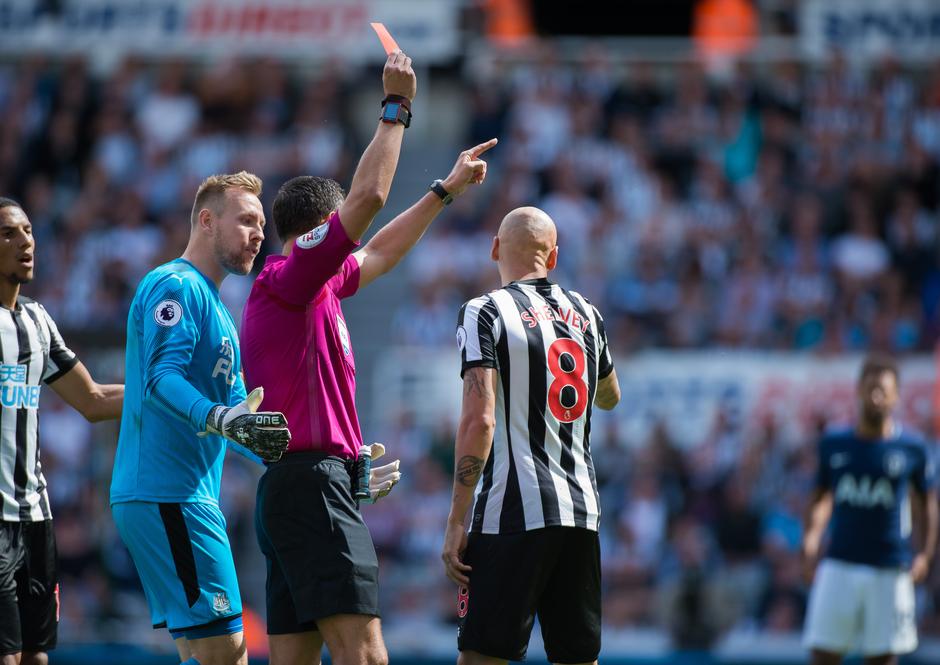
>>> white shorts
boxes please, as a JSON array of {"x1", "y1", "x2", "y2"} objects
[{"x1": 803, "y1": 559, "x2": 917, "y2": 656}]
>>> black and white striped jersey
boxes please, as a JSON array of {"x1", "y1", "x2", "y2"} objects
[
  {"x1": 0, "y1": 297, "x2": 77, "y2": 522},
  {"x1": 456, "y1": 278, "x2": 614, "y2": 535}
]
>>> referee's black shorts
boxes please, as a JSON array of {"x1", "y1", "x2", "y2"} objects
[
  {"x1": 255, "y1": 452, "x2": 380, "y2": 635},
  {"x1": 457, "y1": 526, "x2": 601, "y2": 663},
  {"x1": 0, "y1": 519, "x2": 58, "y2": 656}
]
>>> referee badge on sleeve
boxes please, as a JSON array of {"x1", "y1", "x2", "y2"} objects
[
  {"x1": 296, "y1": 222, "x2": 329, "y2": 249},
  {"x1": 154, "y1": 300, "x2": 182, "y2": 327}
]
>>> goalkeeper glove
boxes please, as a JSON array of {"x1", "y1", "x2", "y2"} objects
[
  {"x1": 360, "y1": 443, "x2": 401, "y2": 504},
  {"x1": 204, "y1": 387, "x2": 290, "y2": 463}
]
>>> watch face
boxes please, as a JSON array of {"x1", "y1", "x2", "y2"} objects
[{"x1": 383, "y1": 102, "x2": 401, "y2": 121}]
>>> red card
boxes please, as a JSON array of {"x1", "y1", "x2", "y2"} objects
[{"x1": 370, "y1": 22, "x2": 400, "y2": 55}]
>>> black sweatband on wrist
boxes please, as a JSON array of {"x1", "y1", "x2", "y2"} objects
[
  {"x1": 207, "y1": 404, "x2": 225, "y2": 431},
  {"x1": 382, "y1": 94, "x2": 411, "y2": 112}
]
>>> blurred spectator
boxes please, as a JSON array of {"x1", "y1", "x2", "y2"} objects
[
  {"x1": 713, "y1": 477, "x2": 766, "y2": 620},
  {"x1": 656, "y1": 516, "x2": 735, "y2": 651},
  {"x1": 392, "y1": 284, "x2": 456, "y2": 346},
  {"x1": 136, "y1": 61, "x2": 199, "y2": 154}
]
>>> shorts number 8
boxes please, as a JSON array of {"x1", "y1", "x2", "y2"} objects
[{"x1": 457, "y1": 586, "x2": 470, "y2": 618}]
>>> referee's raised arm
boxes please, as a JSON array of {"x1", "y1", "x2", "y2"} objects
[{"x1": 337, "y1": 50, "x2": 416, "y2": 242}]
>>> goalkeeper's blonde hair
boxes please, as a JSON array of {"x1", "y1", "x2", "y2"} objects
[{"x1": 190, "y1": 171, "x2": 263, "y2": 226}]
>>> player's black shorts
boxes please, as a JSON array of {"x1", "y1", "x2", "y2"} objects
[
  {"x1": 0, "y1": 519, "x2": 58, "y2": 656},
  {"x1": 457, "y1": 526, "x2": 601, "y2": 663},
  {"x1": 255, "y1": 452, "x2": 380, "y2": 635}
]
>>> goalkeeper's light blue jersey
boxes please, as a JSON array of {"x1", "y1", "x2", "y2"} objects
[{"x1": 111, "y1": 259, "x2": 247, "y2": 506}]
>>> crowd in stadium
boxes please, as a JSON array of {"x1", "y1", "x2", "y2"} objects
[
  {"x1": 398, "y1": 52, "x2": 940, "y2": 354},
  {"x1": 3, "y1": 50, "x2": 940, "y2": 647}
]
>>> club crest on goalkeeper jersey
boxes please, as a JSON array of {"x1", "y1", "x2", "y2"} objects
[{"x1": 110, "y1": 259, "x2": 247, "y2": 506}]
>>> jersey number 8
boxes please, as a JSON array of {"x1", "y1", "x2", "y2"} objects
[{"x1": 547, "y1": 338, "x2": 588, "y2": 423}]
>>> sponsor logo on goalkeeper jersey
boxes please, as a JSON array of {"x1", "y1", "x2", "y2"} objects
[
  {"x1": 0, "y1": 363, "x2": 39, "y2": 409},
  {"x1": 212, "y1": 336, "x2": 237, "y2": 386}
]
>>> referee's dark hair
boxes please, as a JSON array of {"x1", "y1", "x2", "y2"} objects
[
  {"x1": 0, "y1": 197, "x2": 22, "y2": 212},
  {"x1": 273, "y1": 176, "x2": 346, "y2": 243},
  {"x1": 859, "y1": 353, "x2": 900, "y2": 386}
]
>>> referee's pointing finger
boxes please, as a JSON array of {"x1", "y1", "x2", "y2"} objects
[{"x1": 469, "y1": 138, "x2": 498, "y2": 159}]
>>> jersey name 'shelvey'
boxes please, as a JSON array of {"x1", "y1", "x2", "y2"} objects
[
  {"x1": 111, "y1": 259, "x2": 247, "y2": 506},
  {"x1": 457, "y1": 278, "x2": 614, "y2": 535},
  {"x1": 817, "y1": 427, "x2": 936, "y2": 568},
  {"x1": 0, "y1": 297, "x2": 78, "y2": 522}
]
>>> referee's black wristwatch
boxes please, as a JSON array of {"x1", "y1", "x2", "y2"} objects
[
  {"x1": 381, "y1": 94, "x2": 411, "y2": 128},
  {"x1": 429, "y1": 179, "x2": 454, "y2": 205}
]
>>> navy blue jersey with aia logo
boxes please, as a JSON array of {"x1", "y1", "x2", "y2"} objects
[{"x1": 816, "y1": 427, "x2": 936, "y2": 568}]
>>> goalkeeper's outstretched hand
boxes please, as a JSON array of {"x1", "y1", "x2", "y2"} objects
[
  {"x1": 205, "y1": 387, "x2": 290, "y2": 463},
  {"x1": 361, "y1": 443, "x2": 401, "y2": 504}
]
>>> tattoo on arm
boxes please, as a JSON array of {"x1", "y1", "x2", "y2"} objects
[
  {"x1": 464, "y1": 370, "x2": 492, "y2": 398},
  {"x1": 456, "y1": 455, "x2": 485, "y2": 487}
]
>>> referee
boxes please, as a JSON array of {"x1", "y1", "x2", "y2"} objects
[
  {"x1": 0, "y1": 199, "x2": 123, "y2": 665},
  {"x1": 240, "y1": 47, "x2": 495, "y2": 665},
  {"x1": 443, "y1": 206, "x2": 621, "y2": 665}
]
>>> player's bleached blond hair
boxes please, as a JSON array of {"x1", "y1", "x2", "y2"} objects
[{"x1": 190, "y1": 171, "x2": 263, "y2": 226}]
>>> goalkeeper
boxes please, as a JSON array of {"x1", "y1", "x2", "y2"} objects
[
  {"x1": 240, "y1": 49, "x2": 495, "y2": 665},
  {"x1": 110, "y1": 171, "x2": 290, "y2": 665}
]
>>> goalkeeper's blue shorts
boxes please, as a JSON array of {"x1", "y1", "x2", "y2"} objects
[{"x1": 112, "y1": 501, "x2": 242, "y2": 637}]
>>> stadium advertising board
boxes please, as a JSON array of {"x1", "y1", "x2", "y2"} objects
[
  {"x1": 801, "y1": 0, "x2": 940, "y2": 61},
  {"x1": 0, "y1": 0, "x2": 458, "y2": 61},
  {"x1": 374, "y1": 350, "x2": 935, "y2": 449},
  {"x1": 607, "y1": 352, "x2": 934, "y2": 450}
]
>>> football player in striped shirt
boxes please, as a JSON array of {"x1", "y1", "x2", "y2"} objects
[
  {"x1": 0, "y1": 198, "x2": 123, "y2": 665},
  {"x1": 443, "y1": 206, "x2": 620, "y2": 665}
]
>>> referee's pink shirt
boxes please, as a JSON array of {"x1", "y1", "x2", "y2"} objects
[{"x1": 241, "y1": 211, "x2": 363, "y2": 459}]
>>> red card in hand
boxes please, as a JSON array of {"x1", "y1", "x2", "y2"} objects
[{"x1": 370, "y1": 22, "x2": 400, "y2": 55}]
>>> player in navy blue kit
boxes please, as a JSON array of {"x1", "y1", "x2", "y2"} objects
[{"x1": 802, "y1": 355, "x2": 938, "y2": 665}]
